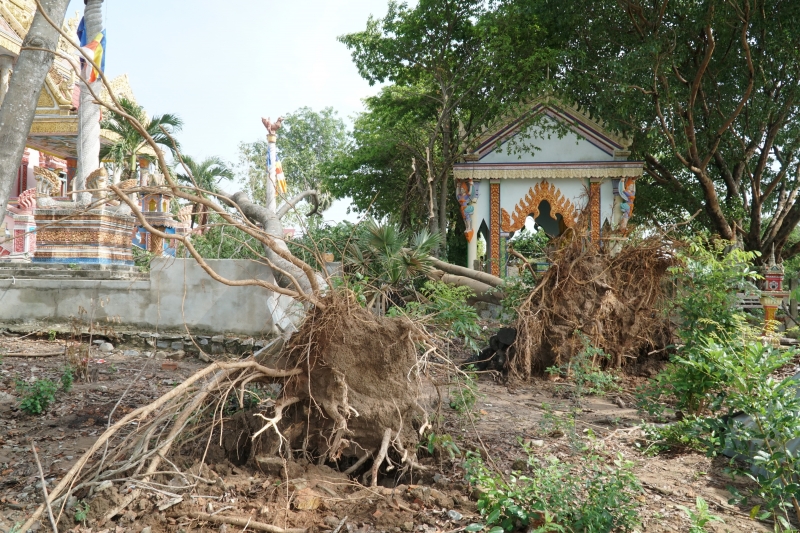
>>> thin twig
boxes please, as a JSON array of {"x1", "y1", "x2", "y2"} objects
[{"x1": 31, "y1": 440, "x2": 58, "y2": 533}]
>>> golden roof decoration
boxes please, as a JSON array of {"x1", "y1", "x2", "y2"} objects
[
  {"x1": 99, "y1": 75, "x2": 137, "y2": 107},
  {"x1": 0, "y1": 0, "x2": 33, "y2": 39}
]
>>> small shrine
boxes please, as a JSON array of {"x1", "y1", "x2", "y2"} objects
[
  {"x1": 454, "y1": 98, "x2": 644, "y2": 275},
  {"x1": 132, "y1": 188, "x2": 183, "y2": 256},
  {"x1": 0, "y1": 188, "x2": 36, "y2": 260}
]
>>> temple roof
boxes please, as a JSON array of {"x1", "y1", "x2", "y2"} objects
[{"x1": 454, "y1": 96, "x2": 642, "y2": 181}]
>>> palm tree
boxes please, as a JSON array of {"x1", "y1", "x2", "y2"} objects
[
  {"x1": 100, "y1": 97, "x2": 183, "y2": 181},
  {"x1": 175, "y1": 155, "x2": 234, "y2": 228},
  {"x1": 344, "y1": 220, "x2": 441, "y2": 307}
]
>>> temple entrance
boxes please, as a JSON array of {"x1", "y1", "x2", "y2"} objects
[{"x1": 531, "y1": 200, "x2": 567, "y2": 237}]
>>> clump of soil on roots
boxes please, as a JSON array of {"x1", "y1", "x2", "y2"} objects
[
  {"x1": 511, "y1": 232, "x2": 676, "y2": 380},
  {"x1": 267, "y1": 291, "x2": 427, "y2": 480}
]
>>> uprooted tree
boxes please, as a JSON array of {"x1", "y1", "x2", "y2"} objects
[{"x1": 20, "y1": 10, "x2": 501, "y2": 528}]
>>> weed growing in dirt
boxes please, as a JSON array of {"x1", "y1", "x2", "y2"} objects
[
  {"x1": 47, "y1": 329, "x2": 57, "y2": 341},
  {"x1": 450, "y1": 366, "x2": 481, "y2": 415},
  {"x1": 538, "y1": 404, "x2": 586, "y2": 453},
  {"x1": 677, "y1": 496, "x2": 724, "y2": 533},
  {"x1": 60, "y1": 366, "x2": 74, "y2": 392},
  {"x1": 16, "y1": 378, "x2": 58, "y2": 415},
  {"x1": 73, "y1": 500, "x2": 89, "y2": 524},
  {"x1": 546, "y1": 333, "x2": 619, "y2": 404},
  {"x1": 423, "y1": 432, "x2": 462, "y2": 462},
  {"x1": 464, "y1": 442, "x2": 641, "y2": 532},
  {"x1": 639, "y1": 418, "x2": 713, "y2": 456}
]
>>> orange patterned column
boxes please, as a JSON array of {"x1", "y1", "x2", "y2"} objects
[
  {"x1": 490, "y1": 183, "x2": 501, "y2": 276},
  {"x1": 590, "y1": 179, "x2": 601, "y2": 244}
]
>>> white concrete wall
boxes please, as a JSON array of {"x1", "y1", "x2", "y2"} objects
[{"x1": 0, "y1": 259, "x2": 286, "y2": 336}]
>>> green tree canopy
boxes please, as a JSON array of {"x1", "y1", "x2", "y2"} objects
[{"x1": 527, "y1": 0, "x2": 800, "y2": 260}]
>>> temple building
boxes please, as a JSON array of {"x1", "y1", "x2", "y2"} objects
[
  {"x1": 0, "y1": 0, "x2": 180, "y2": 261},
  {"x1": 454, "y1": 98, "x2": 643, "y2": 275}
]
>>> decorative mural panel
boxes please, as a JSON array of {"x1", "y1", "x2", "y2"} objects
[
  {"x1": 490, "y1": 183, "x2": 501, "y2": 277},
  {"x1": 590, "y1": 181, "x2": 601, "y2": 243},
  {"x1": 500, "y1": 180, "x2": 578, "y2": 233},
  {"x1": 13, "y1": 229, "x2": 24, "y2": 253}
]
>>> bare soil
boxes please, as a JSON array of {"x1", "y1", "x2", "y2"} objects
[{"x1": 0, "y1": 334, "x2": 775, "y2": 533}]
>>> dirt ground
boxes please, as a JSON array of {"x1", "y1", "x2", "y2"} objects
[{"x1": 0, "y1": 334, "x2": 777, "y2": 533}]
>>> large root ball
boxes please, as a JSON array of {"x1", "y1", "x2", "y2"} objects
[{"x1": 264, "y1": 292, "x2": 425, "y2": 480}]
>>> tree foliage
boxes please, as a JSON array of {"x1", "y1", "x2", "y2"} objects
[
  {"x1": 336, "y1": 0, "x2": 552, "y2": 258},
  {"x1": 100, "y1": 97, "x2": 183, "y2": 176},
  {"x1": 528, "y1": 0, "x2": 800, "y2": 260}
]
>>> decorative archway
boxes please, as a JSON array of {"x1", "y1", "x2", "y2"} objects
[{"x1": 501, "y1": 180, "x2": 578, "y2": 233}]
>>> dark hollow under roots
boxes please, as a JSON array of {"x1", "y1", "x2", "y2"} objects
[{"x1": 510, "y1": 232, "x2": 676, "y2": 380}]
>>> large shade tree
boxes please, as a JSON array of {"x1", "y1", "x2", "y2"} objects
[
  {"x1": 527, "y1": 0, "x2": 800, "y2": 260},
  {"x1": 337, "y1": 0, "x2": 552, "y2": 256}
]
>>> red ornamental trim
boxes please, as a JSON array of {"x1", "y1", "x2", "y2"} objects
[{"x1": 490, "y1": 183, "x2": 501, "y2": 277}]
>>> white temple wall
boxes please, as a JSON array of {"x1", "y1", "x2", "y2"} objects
[
  {"x1": 479, "y1": 118, "x2": 614, "y2": 164},
  {"x1": 0, "y1": 258, "x2": 295, "y2": 336},
  {"x1": 600, "y1": 179, "x2": 615, "y2": 227}
]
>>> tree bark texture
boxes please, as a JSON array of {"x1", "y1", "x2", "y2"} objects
[{"x1": 0, "y1": 0, "x2": 70, "y2": 222}]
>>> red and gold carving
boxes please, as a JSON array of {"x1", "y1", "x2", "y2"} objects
[
  {"x1": 14, "y1": 230, "x2": 24, "y2": 253},
  {"x1": 500, "y1": 180, "x2": 578, "y2": 233},
  {"x1": 589, "y1": 181, "x2": 601, "y2": 243},
  {"x1": 490, "y1": 183, "x2": 501, "y2": 277},
  {"x1": 36, "y1": 229, "x2": 131, "y2": 247}
]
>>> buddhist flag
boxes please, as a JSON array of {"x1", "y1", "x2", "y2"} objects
[
  {"x1": 275, "y1": 161, "x2": 288, "y2": 195},
  {"x1": 80, "y1": 31, "x2": 106, "y2": 83}
]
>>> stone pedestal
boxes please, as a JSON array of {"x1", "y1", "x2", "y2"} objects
[{"x1": 32, "y1": 209, "x2": 136, "y2": 266}]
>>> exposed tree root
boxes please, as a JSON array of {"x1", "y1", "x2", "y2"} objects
[
  {"x1": 510, "y1": 231, "x2": 676, "y2": 379},
  {"x1": 20, "y1": 290, "x2": 430, "y2": 530},
  {"x1": 174, "y1": 511, "x2": 308, "y2": 533}
]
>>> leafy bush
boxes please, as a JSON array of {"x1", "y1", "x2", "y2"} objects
[
  {"x1": 16, "y1": 378, "x2": 58, "y2": 415},
  {"x1": 639, "y1": 239, "x2": 760, "y2": 416},
  {"x1": 546, "y1": 333, "x2": 618, "y2": 404},
  {"x1": 60, "y1": 366, "x2": 74, "y2": 392},
  {"x1": 391, "y1": 280, "x2": 483, "y2": 351},
  {"x1": 465, "y1": 444, "x2": 641, "y2": 532},
  {"x1": 677, "y1": 497, "x2": 724, "y2": 533}
]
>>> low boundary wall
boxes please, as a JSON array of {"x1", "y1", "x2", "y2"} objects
[{"x1": 0, "y1": 258, "x2": 292, "y2": 336}]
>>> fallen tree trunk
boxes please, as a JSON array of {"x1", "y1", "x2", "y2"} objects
[
  {"x1": 429, "y1": 257, "x2": 504, "y2": 288},
  {"x1": 428, "y1": 270, "x2": 502, "y2": 305}
]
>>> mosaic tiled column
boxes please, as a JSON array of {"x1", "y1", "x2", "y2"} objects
[
  {"x1": 490, "y1": 182, "x2": 501, "y2": 276},
  {"x1": 589, "y1": 178, "x2": 602, "y2": 244}
]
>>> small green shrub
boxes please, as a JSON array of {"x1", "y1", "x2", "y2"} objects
[
  {"x1": 74, "y1": 500, "x2": 89, "y2": 523},
  {"x1": 48, "y1": 329, "x2": 57, "y2": 341},
  {"x1": 546, "y1": 333, "x2": 618, "y2": 404},
  {"x1": 16, "y1": 378, "x2": 58, "y2": 415},
  {"x1": 422, "y1": 432, "x2": 462, "y2": 461},
  {"x1": 390, "y1": 280, "x2": 483, "y2": 351},
  {"x1": 450, "y1": 366, "x2": 481, "y2": 415},
  {"x1": 60, "y1": 366, "x2": 74, "y2": 392},
  {"x1": 677, "y1": 497, "x2": 724, "y2": 533},
  {"x1": 465, "y1": 443, "x2": 641, "y2": 532}
]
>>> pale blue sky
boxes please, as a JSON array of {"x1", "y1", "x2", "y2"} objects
[{"x1": 66, "y1": 0, "x2": 391, "y2": 223}]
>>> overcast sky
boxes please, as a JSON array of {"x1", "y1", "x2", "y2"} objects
[{"x1": 66, "y1": 0, "x2": 391, "y2": 223}]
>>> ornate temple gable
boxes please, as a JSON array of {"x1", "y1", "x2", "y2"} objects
[
  {"x1": 99, "y1": 75, "x2": 137, "y2": 107},
  {"x1": 0, "y1": 0, "x2": 33, "y2": 41},
  {"x1": 500, "y1": 180, "x2": 578, "y2": 233},
  {"x1": 465, "y1": 98, "x2": 630, "y2": 165}
]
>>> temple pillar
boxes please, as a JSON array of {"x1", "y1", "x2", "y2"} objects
[
  {"x1": 489, "y1": 182, "x2": 501, "y2": 276},
  {"x1": 75, "y1": 0, "x2": 104, "y2": 205},
  {"x1": 467, "y1": 233, "x2": 478, "y2": 270},
  {"x1": 0, "y1": 55, "x2": 13, "y2": 106},
  {"x1": 589, "y1": 178, "x2": 602, "y2": 244}
]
